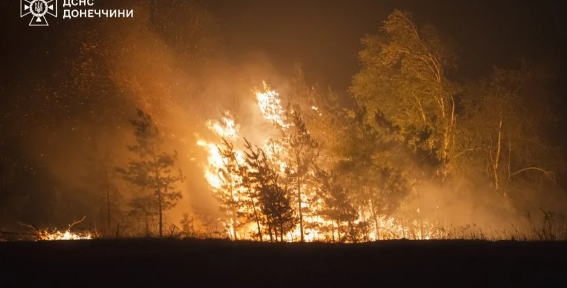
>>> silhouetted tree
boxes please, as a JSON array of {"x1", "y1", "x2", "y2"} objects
[
  {"x1": 213, "y1": 138, "x2": 244, "y2": 240},
  {"x1": 117, "y1": 109, "x2": 184, "y2": 237},
  {"x1": 244, "y1": 140, "x2": 296, "y2": 242},
  {"x1": 457, "y1": 61, "x2": 564, "y2": 201},
  {"x1": 317, "y1": 169, "x2": 358, "y2": 242},
  {"x1": 179, "y1": 213, "x2": 196, "y2": 238},
  {"x1": 241, "y1": 139, "x2": 265, "y2": 241},
  {"x1": 259, "y1": 176, "x2": 296, "y2": 242},
  {"x1": 284, "y1": 108, "x2": 318, "y2": 242},
  {"x1": 83, "y1": 143, "x2": 123, "y2": 233}
]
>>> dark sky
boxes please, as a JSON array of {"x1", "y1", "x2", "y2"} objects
[
  {"x1": 206, "y1": 0, "x2": 567, "y2": 93},
  {"x1": 1, "y1": 0, "x2": 566, "y2": 149},
  {"x1": 1, "y1": 0, "x2": 566, "y2": 128},
  {"x1": 1, "y1": 0, "x2": 566, "y2": 93}
]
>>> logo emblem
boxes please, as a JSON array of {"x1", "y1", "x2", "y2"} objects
[{"x1": 21, "y1": 0, "x2": 57, "y2": 26}]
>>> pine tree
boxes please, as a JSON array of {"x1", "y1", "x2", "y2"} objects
[
  {"x1": 284, "y1": 108, "x2": 318, "y2": 242},
  {"x1": 317, "y1": 169, "x2": 358, "y2": 242},
  {"x1": 214, "y1": 138, "x2": 244, "y2": 240},
  {"x1": 117, "y1": 109, "x2": 184, "y2": 237},
  {"x1": 259, "y1": 176, "x2": 296, "y2": 242},
  {"x1": 244, "y1": 140, "x2": 296, "y2": 242},
  {"x1": 240, "y1": 139, "x2": 265, "y2": 241}
]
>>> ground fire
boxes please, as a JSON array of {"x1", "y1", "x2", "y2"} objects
[{"x1": 5, "y1": 217, "x2": 93, "y2": 241}]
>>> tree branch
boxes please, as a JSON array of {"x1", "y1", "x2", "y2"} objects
[
  {"x1": 453, "y1": 147, "x2": 484, "y2": 160},
  {"x1": 17, "y1": 222, "x2": 38, "y2": 233},
  {"x1": 68, "y1": 216, "x2": 87, "y2": 231},
  {"x1": 510, "y1": 167, "x2": 556, "y2": 183}
]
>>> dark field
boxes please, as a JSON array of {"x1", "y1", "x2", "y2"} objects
[{"x1": 1, "y1": 239, "x2": 567, "y2": 287}]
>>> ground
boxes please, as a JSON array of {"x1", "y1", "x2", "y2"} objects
[{"x1": 1, "y1": 239, "x2": 566, "y2": 287}]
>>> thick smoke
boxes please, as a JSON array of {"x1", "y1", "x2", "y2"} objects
[{"x1": 83, "y1": 0, "x2": 291, "y2": 227}]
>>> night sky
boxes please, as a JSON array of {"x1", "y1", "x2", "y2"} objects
[
  {"x1": 206, "y1": 0, "x2": 567, "y2": 92},
  {"x1": 3, "y1": 0, "x2": 565, "y2": 146},
  {"x1": 2, "y1": 0, "x2": 566, "y2": 92}
]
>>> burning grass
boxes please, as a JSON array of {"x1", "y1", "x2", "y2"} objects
[{"x1": 9, "y1": 216, "x2": 95, "y2": 241}]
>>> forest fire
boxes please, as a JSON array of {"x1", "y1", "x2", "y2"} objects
[
  {"x1": 2, "y1": 1, "x2": 564, "y2": 247},
  {"x1": 196, "y1": 82, "x2": 440, "y2": 242}
]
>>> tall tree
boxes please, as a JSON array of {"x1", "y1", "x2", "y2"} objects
[
  {"x1": 259, "y1": 176, "x2": 296, "y2": 242},
  {"x1": 245, "y1": 141, "x2": 296, "y2": 242},
  {"x1": 117, "y1": 109, "x2": 184, "y2": 237},
  {"x1": 351, "y1": 9, "x2": 461, "y2": 182},
  {"x1": 457, "y1": 61, "x2": 563, "y2": 202},
  {"x1": 336, "y1": 106, "x2": 413, "y2": 239},
  {"x1": 284, "y1": 108, "x2": 318, "y2": 242},
  {"x1": 213, "y1": 138, "x2": 244, "y2": 240},
  {"x1": 83, "y1": 142, "x2": 123, "y2": 233},
  {"x1": 241, "y1": 139, "x2": 266, "y2": 241},
  {"x1": 316, "y1": 169, "x2": 358, "y2": 242}
]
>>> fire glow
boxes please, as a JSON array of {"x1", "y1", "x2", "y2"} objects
[
  {"x1": 38, "y1": 229, "x2": 93, "y2": 241},
  {"x1": 196, "y1": 82, "x2": 437, "y2": 242}
]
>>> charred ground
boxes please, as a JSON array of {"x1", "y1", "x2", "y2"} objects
[{"x1": 1, "y1": 239, "x2": 566, "y2": 287}]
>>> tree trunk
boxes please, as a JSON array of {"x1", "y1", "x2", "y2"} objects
[
  {"x1": 337, "y1": 221, "x2": 342, "y2": 242},
  {"x1": 370, "y1": 196, "x2": 380, "y2": 240},
  {"x1": 331, "y1": 222, "x2": 335, "y2": 242},
  {"x1": 416, "y1": 187, "x2": 424, "y2": 240},
  {"x1": 441, "y1": 95, "x2": 456, "y2": 183},
  {"x1": 151, "y1": 141, "x2": 163, "y2": 238},
  {"x1": 297, "y1": 172, "x2": 304, "y2": 242},
  {"x1": 273, "y1": 224, "x2": 278, "y2": 242},
  {"x1": 250, "y1": 195, "x2": 263, "y2": 241},
  {"x1": 231, "y1": 217, "x2": 238, "y2": 241},
  {"x1": 493, "y1": 116, "x2": 503, "y2": 194},
  {"x1": 504, "y1": 135, "x2": 512, "y2": 200},
  {"x1": 145, "y1": 217, "x2": 149, "y2": 237},
  {"x1": 348, "y1": 221, "x2": 356, "y2": 243},
  {"x1": 105, "y1": 165, "x2": 111, "y2": 230}
]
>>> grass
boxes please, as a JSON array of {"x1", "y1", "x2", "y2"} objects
[{"x1": 1, "y1": 237, "x2": 567, "y2": 287}]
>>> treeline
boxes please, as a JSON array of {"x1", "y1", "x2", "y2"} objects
[
  {"x1": 199, "y1": 10, "x2": 566, "y2": 242},
  {"x1": 1, "y1": 9, "x2": 565, "y2": 240}
]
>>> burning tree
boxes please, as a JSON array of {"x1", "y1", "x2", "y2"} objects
[
  {"x1": 117, "y1": 109, "x2": 184, "y2": 237},
  {"x1": 259, "y1": 176, "x2": 296, "y2": 242},
  {"x1": 245, "y1": 140, "x2": 296, "y2": 242},
  {"x1": 213, "y1": 138, "x2": 246, "y2": 240},
  {"x1": 193, "y1": 9, "x2": 565, "y2": 241},
  {"x1": 241, "y1": 139, "x2": 266, "y2": 241},
  {"x1": 316, "y1": 169, "x2": 358, "y2": 242},
  {"x1": 283, "y1": 108, "x2": 319, "y2": 242}
]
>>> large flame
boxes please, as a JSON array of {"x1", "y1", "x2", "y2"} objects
[
  {"x1": 196, "y1": 82, "x2": 439, "y2": 242},
  {"x1": 255, "y1": 82, "x2": 290, "y2": 130}
]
